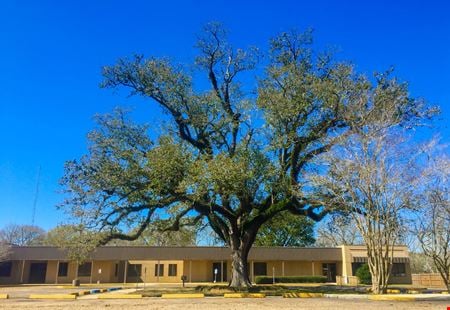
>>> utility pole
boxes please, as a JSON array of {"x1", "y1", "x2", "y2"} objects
[{"x1": 31, "y1": 165, "x2": 41, "y2": 226}]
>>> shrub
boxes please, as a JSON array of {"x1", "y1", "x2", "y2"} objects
[
  {"x1": 355, "y1": 264, "x2": 372, "y2": 284},
  {"x1": 255, "y1": 275, "x2": 327, "y2": 284}
]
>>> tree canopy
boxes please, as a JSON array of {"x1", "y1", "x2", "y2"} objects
[{"x1": 59, "y1": 23, "x2": 435, "y2": 287}]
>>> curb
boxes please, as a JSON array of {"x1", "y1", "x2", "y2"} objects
[
  {"x1": 369, "y1": 295, "x2": 416, "y2": 301},
  {"x1": 223, "y1": 293, "x2": 266, "y2": 298},
  {"x1": 161, "y1": 293, "x2": 205, "y2": 299},
  {"x1": 98, "y1": 294, "x2": 142, "y2": 299},
  {"x1": 0, "y1": 294, "x2": 8, "y2": 299},
  {"x1": 29, "y1": 294, "x2": 77, "y2": 300},
  {"x1": 283, "y1": 292, "x2": 323, "y2": 298}
]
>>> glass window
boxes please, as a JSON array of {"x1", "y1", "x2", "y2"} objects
[
  {"x1": 58, "y1": 262, "x2": 69, "y2": 277},
  {"x1": 0, "y1": 261, "x2": 12, "y2": 277},
  {"x1": 391, "y1": 263, "x2": 406, "y2": 276},
  {"x1": 127, "y1": 264, "x2": 142, "y2": 277},
  {"x1": 168, "y1": 264, "x2": 177, "y2": 276},
  {"x1": 253, "y1": 262, "x2": 267, "y2": 276},
  {"x1": 154, "y1": 264, "x2": 164, "y2": 276},
  {"x1": 78, "y1": 262, "x2": 92, "y2": 277}
]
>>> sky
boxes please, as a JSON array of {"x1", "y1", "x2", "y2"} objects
[{"x1": 0, "y1": 0, "x2": 449, "y2": 230}]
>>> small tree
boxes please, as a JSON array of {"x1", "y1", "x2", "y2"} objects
[
  {"x1": 310, "y1": 127, "x2": 424, "y2": 294},
  {"x1": 415, "y1": 153, "x2": 450, "y2": 292},
  {"x1": 356, "y1": 264, "x2": 372, "y2": 285}
]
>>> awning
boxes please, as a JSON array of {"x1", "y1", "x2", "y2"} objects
[{"x1": 352, "y1": 257, "x2": 409, "y2": 263}]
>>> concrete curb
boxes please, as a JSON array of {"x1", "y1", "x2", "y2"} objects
[
  {"x1": 29, "y1": 294, "x2": 77, "y2": 300},
  {"x1": 283, "y1": 292, "x2": 323, "y2": 298},
  {"x1": 161, "y1": 293, "x2": 205, "y2": 299},
  {"x1": 369, "y1": 295, "x2": 416, "y2": 301},
  {"x1": 223, "y1": 293, "x2": 266, "y2": 298},
  {"x1": 0, "y1": 294, "x2": 8, "y2": 299}
]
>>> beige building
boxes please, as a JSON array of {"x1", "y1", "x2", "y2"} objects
[{"x1": 0, "y1": 245, "x2": 411, "y2": 285}]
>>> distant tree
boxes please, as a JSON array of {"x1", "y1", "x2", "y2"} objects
[
  {"x1": 414, "y1": 153, "x2": 450, "y2": 292},
  {"x1": 409, "y1": 252, "x2": 437, "y2": 274},
  {"x1": 59, "y1": 23, "x2": 435, "y2": 288},
  {"x1": 44, "y1": 224, "x2": 102, "y2": 264},
  {"x1": 254, "y1": 211, "x2": 315, "y2": 247},
  {"x1": 316, "y1": 214, "x2": 362, "y2": 246},
  {"x1": 0, "y1": 224, "x2": 46, "y2": 246}
]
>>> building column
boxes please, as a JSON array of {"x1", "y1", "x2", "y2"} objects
[
  {"x1": 157, "y1": 260, "x2": 160, "y2": 283},
  {"x1": 251, "y1": 261, "x2": 254, "y2": 283},
  {"x1": 123, "y1": 261, "x2": 128, "y2": 284},
  {"x1": 55, "y1": 260, "x2": 60, "y2": 284},
  {"x1": 312, "y1": 261, "x2": 315, "y2": 276},
  {"x1": 20, "y1": 260, "x2": 25, "y2": 283},
  {"x1": 282, "y1": 261, "x2": 285, "y2": 276},
  {"x1": 220, "y1": 261, "x2": 223, "y2": 282},
  {"x1": 189, "y1": 260, "x2": 192, "y2": 283},
  {"x1": 90, "y1": 260, "x2": 94, "y2": 284}
]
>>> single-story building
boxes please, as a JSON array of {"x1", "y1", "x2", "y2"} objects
[{"x1": 0, "y1": 245, "x2": 412, "y2": 285}]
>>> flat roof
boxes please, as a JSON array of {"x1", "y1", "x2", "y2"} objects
[{"x1": 7, "y1": 246, "x2": 343, "y2": 262}]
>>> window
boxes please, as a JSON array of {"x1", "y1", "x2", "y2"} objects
[
  {"x1": 168, "y1": 264, "x2": 177, "y2": 276},
  {"x1": 253, "y1": 262, "x2": 267, "y2": 276},
  {"x1": 114, "y1": 263, "x2": 119, "y2": 277},
  {"x1": 58, "y1": 262, "x2": 69, "y2": 277},
  {"x1": 0, "y1": 261, "x2": 12, "y2": 277},
  {"x1": 127, "y1": 264, "x2": 142, "y2": 277},
  {"x1": 154, "y1": 263, "x2": 164, "y2": 276},
  {"x1": 391, "y1": 263, "x2": 406, "y2": 277},
  {"x1": 78, "y1": 262, "x2": 92, "y2": 277}
]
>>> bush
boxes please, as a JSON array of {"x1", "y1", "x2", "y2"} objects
[
  {"x1": 355, "y1": 264, "x2": 372, "y2": 284},
  {"x1": 255, "y1": 275, "x2": 327, "y2": 284}
]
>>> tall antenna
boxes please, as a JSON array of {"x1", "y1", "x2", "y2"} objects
[{"x1": 31, "y1": 165, "x2": 41, "y2": 226}]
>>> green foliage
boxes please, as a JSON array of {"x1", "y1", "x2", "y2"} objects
[
  {"x1": 356, "y1": 264, "x2": 372, "y2": 285},
  {"x1": 59, "y1": 23, "x2": 436, "y2": 287},
  {"x1": 255, "y1": 276, "x2": 327, "y2": 284},
  {"x1": 255, "y1": 211, "x2": 315, "y2": 246}
]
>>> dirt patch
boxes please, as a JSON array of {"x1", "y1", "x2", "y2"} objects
[{"x1": 0, "y1": 297, "x2": 447, "y2": 310}]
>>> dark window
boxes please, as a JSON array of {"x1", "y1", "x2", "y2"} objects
[
  {"x1": 114, "y1": 263, "x2": 119, "y2": 277},
  {"x1": 0, "y1": 261, "x2": 12, "y2": 277},
  {"x1": 253, "y1": 262, "x2": 267, "y2": 276},
  {"x1": 127, "y1": 264, "x2": 142, "y2": 277},
  {"x1": 391, "y1": 263, "x2": 406, "y2": 277},
  {"x1": 58, "y1": 262, "x2": 68, "y2": 277},
  {"x1": 168, "y1": 264, "x2": 177, "y2": 276},
  {"x1": 154, "y1": 264, "x2": 164, "y2": 276},
  {"x1": 78, "y1": 262, "x2": 92, "y2": 277}
]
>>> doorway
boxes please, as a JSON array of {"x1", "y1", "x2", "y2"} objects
[
  {"x1": 29, "y1": 262, "x2": 47, "y2": 283},
  {"x1": 212, "y1": 262, "x2": 227, "y2": 282},
  {"x1": 322, "y1": 263, "x2": 337, "y2": 282}
]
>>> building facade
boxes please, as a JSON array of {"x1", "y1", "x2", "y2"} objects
[{"x1": 0, "y1": 245, "x2": 412, "y2": 285}]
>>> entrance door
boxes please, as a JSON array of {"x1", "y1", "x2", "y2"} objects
[
  {"x1": 29, "y1": 262, "x2": 47, "y2": 283},
  {"x1": 212, "y1": 262, "x2": 227, "y2": 282},
  {"x1": 322, "y1": 263, "x2": 337, "y2": 282}
]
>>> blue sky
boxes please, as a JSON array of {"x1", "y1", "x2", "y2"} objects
[{"x1": 0, "y1": 0, "x2": 449, "y2": 230}]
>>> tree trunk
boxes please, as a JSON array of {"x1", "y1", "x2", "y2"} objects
[{"x1": 229, "y1": 248, "x2": 251, "y2": 288}]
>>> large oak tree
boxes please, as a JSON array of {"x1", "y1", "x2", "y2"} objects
[{"x1": 60, "y1": 23, "x2": 432, "y2": 287}]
